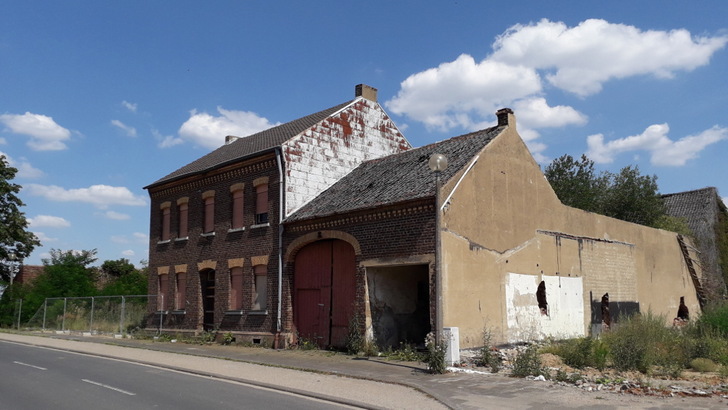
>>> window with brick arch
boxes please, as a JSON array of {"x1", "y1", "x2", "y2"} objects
[
  {"x1": 202, "y1": 191, "x2": 215, "y2": 233},
  {"x1": 230, "y1": 266, "x2": 243, "y2": 310},
  {"x1": 160, "y1": 202, "x2": 171, "y2": 241},
  {"x1": 230, "y1": 185, "x2": 244, "y2": 230},
  {"x1": 158, "y1": 274, "x2": 169, "y2": 310},
  {"x1": 252, "y1": 265, "x2": 267, "y2": 311},
  {"x1": 177, "y1": 199, "x2": 188, "y2": 238},
  {"x1": 175, "y1": 272, "x2": 186, "y2": 310},
  {"x1": 255, "y1": 184, "x2": 268, "y2": 224}
]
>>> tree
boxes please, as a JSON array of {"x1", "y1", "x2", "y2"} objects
[
  {"x1": 0, "y1": 155, "x2": 40, "y2": 283},
  {"x1": 544, "y1": 154, "x2": 608, "y2": 213},
  {"x1": 545, "y1": 155, "x2": 666, "y2": 228},
  {"x1": 99, "y1": 258, "x2": 147, "y2": 296},
  {"x1": 601, "y1": 165, "x2": 665, "y2": 227},
  {"x1": 101, "y1": 258, "x2": 136, "y2": 278}
]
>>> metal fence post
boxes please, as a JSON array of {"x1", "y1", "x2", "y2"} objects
[
  {"x1": 62, "y1": 298, "x2": 67, "y2": 331},
  {"x1": 42, "y1": 299, "x2": 47, "y2": 330},
  {"x1": 16, "y1": 299, "x2": 22, "y2": 330},
  {"x1": 89, "y1": 297, "x2": 95, "y2": 333},
  {"x1": 120, "y1": 296, "x2": 126, "y2": 335}
]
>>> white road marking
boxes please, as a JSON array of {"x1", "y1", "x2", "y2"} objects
[
  {"x1": 13, "y1": 361, "x2": 47, "y2": 370},
  {"x1": 81, "y1": 379, "x2": 136, "y2": 396}
]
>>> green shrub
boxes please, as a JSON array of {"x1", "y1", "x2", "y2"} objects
[
  {"x1": 511, "y1": 345, "x2": 548, "y2": 378},
  {"x1": 423, "y1": 332, "x2": 448, "y2": 374},
  {"x1": 691, "y1": 358, "x2": 719, "y2": 373},
  {"x1": 697, "y1": 303, "x2": 728, "y2": 337},
  {"x1": 478, "y1": 326, "x2": 501, "y2": 372},
  {"x1": 345, "y1": 312, "x2": 365, "y2": 355},
  {"x1": 603, "y1": 312, "x2": 686, "y2": 373}
]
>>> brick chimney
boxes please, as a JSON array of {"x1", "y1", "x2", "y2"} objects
[
  {"x1": 225, "y1": 135, "x2": 241, "y2": 145},
  {"x1": 496, "y1": 108, "x2": 515, "y2": 128},
  {"x1": 355, "y1": 84, "x2": 377, "y2": 102}
]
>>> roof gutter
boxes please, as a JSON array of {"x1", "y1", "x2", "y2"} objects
[
  {"x1": 275, "y1": 147, "x2": 285, "y2": 338},
  {"x1": 441, "y1": 155, "x2": 479, "y2": 212}
]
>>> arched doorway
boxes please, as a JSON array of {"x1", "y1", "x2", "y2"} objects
[
  {"x1": 200, "y1": 269, "x2": 215, "y2": 331},
  {"x1": 294, "y1": 239, "x2": 356, "y2": 348}
]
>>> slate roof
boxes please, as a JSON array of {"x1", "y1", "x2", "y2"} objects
[
  {"x1": 663, "y1": 187, "x2": 721, "y2": 234},
  {"x1": 286, "y1": 125, "x2": 504, "y2": 223},
  {"x1": 145, "y1": 100, "x2": 354, "y2": 189}
]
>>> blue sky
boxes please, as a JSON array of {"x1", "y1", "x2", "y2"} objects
[{"x1": 1, "y1": 1, "x2": 727, "y2": 267}]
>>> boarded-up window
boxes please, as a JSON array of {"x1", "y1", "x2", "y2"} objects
[
  {"x1": 253, "y1": 265, "x2": 267, "y2": 310},
  {"x1": 231, "y1": 189, "x2": 244, "y2": 229},
  {"x1": 175, "y1": 272, "x2": 186, "y2": 310},
  {"x1": 160, "y1": 204, "x2": 171, "y2": 241},
  {"x1": 204, "y1": 196, "x2": 215, "y2": 233},
  {"x1": 255, "y1": 184, "x2": 268, "y2": 224},
  {"x1": 230, "y1": 267, "x2": 243, "y2": 310},
  {"x1": 178, "y1": 202, "x2": 188, "y2": 238},
  {"x1": 158, "y1": 274, "x2": 169, "y2": 310}
]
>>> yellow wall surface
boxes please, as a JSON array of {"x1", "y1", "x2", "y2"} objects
[{"x1": 440, "y1": 113, "x2": 701, "y2": 347}]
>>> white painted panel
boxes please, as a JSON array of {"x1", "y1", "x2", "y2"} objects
[{"x1": 505, "y1": 273, "x2": 584, "y2": 343}]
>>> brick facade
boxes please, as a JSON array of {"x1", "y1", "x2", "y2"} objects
[{"x1": 147, "y1": 154, "x2": 280, "y2": 337}]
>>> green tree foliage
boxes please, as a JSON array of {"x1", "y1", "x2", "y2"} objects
[
  {"x1": 101, "y1": 258, "x2": 136, "y2": 278},
  {"x1": 544, "y1": 154, "x2": 608, "y2": 213},
  {"x1": 601, "y1": 165, "x2": 665, "y2": 227},
  {"x1": 545, "y1": 155, "x2": 666, "y2": 228},
  {"x1": 99, "y1": 259, "x2": 147, "y2": 296},
  {"x1": 0, "y1": 156, "x2": 40, "y2": 283}
]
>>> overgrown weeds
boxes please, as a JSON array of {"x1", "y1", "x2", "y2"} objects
[
  {"x1": 423, "y1": 332, "x2": 448, "y2": 374},
  {"x1": 511, "y1": 344, "x2": 549, "y2": 378},
  {"x1": 478, "y1": 326, "x2": 501, "y2": 372}
]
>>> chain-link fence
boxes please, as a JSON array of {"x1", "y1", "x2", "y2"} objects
[{"x1": 22, "y1": 295, "x2": 156, "y2": 335}]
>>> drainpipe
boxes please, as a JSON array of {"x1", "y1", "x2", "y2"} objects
[{"x1": 275, "y1": 148, "x2": 285, "y2": 346}]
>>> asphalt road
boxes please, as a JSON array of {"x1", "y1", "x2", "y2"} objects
[{"x1": 0, "y1": 340, "x2": 351, "y2": 410}]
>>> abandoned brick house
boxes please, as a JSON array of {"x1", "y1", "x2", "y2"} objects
[
  {"x1": 145, "y1": 85, "x2": 703, "y2": 349},
  {"x1": 663, "y1": 187, "x2": 728, "y2": 302}
]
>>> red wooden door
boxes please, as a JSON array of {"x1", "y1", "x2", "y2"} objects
[{"x1": 294, "y1": 240, "x2": 355, "y2": 348}]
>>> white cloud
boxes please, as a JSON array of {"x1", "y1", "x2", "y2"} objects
[
  {"x1": 0, "y1": 151, "x2": 44, "y2": 179},
  {"x1": 28, "y1": 215, "x2": 70, "y2": 228},
  {"x1": 587, "y1": 124, "x2": 728, "y2": 166},
  {"x1": 491, "y1": 19, "x2": 728, "y2": 96},
  {"x1": 0, "y1": 112, "x2": 72, "y2": 150},
  {"x1": 386, "y1": 54, "x2": 542, "y2": 131},
  {"x1": 111, "y1": 120, "x2": 137, "y2": 137},
  {"x1": 153, "y1": 129, "x2": 184, "y2": 148},
  {"x1": 104, "y1": 211, "x2": 131, "y2": 220},
  {"x1": 512, "y1": 98, "x2": 588, "y2": 129},
  {"x1": 121, "y1": 249, "x2": 135, "y2": 257},
  {"x1": 32, "y1": 232, "x2": 57, "y2": 242},
  {"x1": 177, "y1": 107, "x2": 277, "y2": 149},
  {"x1": 385, "y1": 18, "x2": 727, "y2": 152},
  {"x1": 26, "y1": 184, "x2": 147, "y2": 209},
  {"x1": 133, "y1": 232, "x2": 148, "y2": 243},
  {"x1": 122, "y1": 101, "x2": 137, "y2": 113}
]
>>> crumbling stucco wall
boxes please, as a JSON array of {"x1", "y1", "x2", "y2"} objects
[{"x1": 439, "y1": 115, "x2": 702, "y2": 347}]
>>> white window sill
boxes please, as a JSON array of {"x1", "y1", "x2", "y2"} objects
[
  {"x1": 224, "y1": 310, "x2": 244, "y2": 316},
  {"x1": 250, "y1": 223, "x2": 270, "y2": 229},
  {"x1": 248, "y1": 310, "x2": 268, "y2": 316},
  {"x1": 228, "y1": 227, "x2": 246, "y2": 233},
  {"x1": 200, "y1": 232, "x2": 216, "y2": 237},
  {"x1": 171, "y1": 310, "x2": 186, "y2": 315},
  {"x1": 157, "y1": 240, "x2": 171, "y2": 245},
  {"x1": 174, "y1": 237, "x2": 189, "y2": 242},
  {"x1": 155, "y1": 310, "x2": 169, "y2": 315}
]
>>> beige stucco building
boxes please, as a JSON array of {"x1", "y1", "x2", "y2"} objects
[{"x1": 439, "y1": 109, "x2": 702, "y2": 346}]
